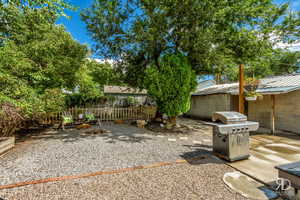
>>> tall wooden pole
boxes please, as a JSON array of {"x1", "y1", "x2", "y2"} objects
[
  {"x1": 239, "y1": 64, "x2": 245, "y2": 114},
  {"x1": 271, "y1": 95, "x2": 276, "y2": 135}
]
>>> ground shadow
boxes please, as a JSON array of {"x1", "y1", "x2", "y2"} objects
[
  {"x1": 257, "y1": 185, "x2": 280, "y2": 199},
  {"x1": 183, "y1": 143, "x2": 212, "y2": 149},
  {"x1": 17, "y1": 129, "x2": 102, "y2": 143},
  {"x1": 95, "y1": 124, "x2": 153, "y2": 144},
  {"x1": 15, "y1": 124, "x2": 153, "y2": 144},
  {"x1": 97, "y1": 133, "x2": 152, "y2": 144},
  {"x1": 271, "y1": 132, "x2": 300, "y2": 141},
  {"x1": 180, "y1": 148, "x2": 226, "y2": 165}
]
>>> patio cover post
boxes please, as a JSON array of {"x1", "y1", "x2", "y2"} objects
[
  {"x1": 271, "y1": 95, "x2": 276, "y2": 135},
  {"x1": 239, "y1": 64, "x2": 245, "y2": 114}
]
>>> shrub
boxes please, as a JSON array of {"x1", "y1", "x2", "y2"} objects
[
  {"x1": 40, "y1": 89, "x2": 66, "y2": 113},
  {"x1": 0, "y1": 103, "x2": 24, "y2": 137},
  {"x1": 144, "y1": 53, "x2": 197, "y2": 123},
  {"x1": 125, "y1": 96, "x2": 139, "y2": 107}
]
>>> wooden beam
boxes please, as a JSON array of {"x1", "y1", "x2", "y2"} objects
[
  {"x1": 239, "y1": 64, "x2": 245, "y2": 114},
  {"x1": 271, "y1": 95, "x2": 276, "y2": 135}
]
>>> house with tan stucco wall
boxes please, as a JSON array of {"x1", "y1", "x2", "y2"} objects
[{"x1": 187, "y1": 74, "x2": 300, "y2": 134}]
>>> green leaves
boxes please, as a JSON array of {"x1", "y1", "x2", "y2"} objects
[
  {"x1": 270, "y1": 50, "x2": 300, "y2": 75},
  {"x1": 82, "y1": 0, "x2": 300, "y2": 116},
  {"x1": 87, "y1": 60, "x2": 121, "y2": 86},
  {"x1": 83, "y1": 0, "x2": 300, "y2": 79},
  {"x1": 144, "y1": 54, "x2": 197, "y2": 117},
  {"x1": 0, "y1": 0, "x2": 87, "y2": 117},
  {"x1": 1, "y1": 25, "x2": 88, "y2": 92}
]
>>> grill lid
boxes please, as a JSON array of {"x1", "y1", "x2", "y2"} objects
[{"x1": 212, "y1": 112, "x2": 247, "y2": 124}]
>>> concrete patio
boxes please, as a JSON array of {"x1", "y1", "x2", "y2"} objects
[{"x1": 230, "y1": 134, "x2": 300, "y2": 185}]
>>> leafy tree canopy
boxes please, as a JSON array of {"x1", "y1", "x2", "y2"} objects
[
  {"x1": 214, "y1": 49, "x2": 300, "y2": 82},
  {"x1": 82, "y1": 0, "x2": 300, "y2": 88},
  {"x1": 87, "y1": 60, "x2": 122, "y2": 86},
  {"x1": 1, "y1": 25, "x2": 88, "y2": 93},
  {"x1": 270, "y1": 50, "x2": 300, "y2": 75},
  {"x1": 0, "y1": 0, "x2": 88, "y2": 116},
  {"x1": 65, "y1": 59, "x2": 123, "y2": 107},
  {"x1": 0, "y1": 0, "x2": 74, "y2": 44}
]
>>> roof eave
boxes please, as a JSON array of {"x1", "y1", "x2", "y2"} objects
[{"x1": 192, "y1": 92, "x2": 230, "y2": 96}]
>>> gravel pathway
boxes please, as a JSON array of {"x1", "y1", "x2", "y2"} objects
[
  {"x1": 0, "y1": 156, "x2": 249, "y2": 200},
  {"x1": 0, "y1": 121, "x2": 213, "y2": 186}
]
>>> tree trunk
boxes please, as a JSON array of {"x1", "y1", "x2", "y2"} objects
[
  {"x1": 154, "y1": 110, "x2": 163, "y2": 122},
  {"x1": 168, "y1": 116, "x2": 177, "y2": 125}
]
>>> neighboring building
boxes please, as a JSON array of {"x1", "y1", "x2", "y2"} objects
[
  {"x1": 196, "y1": 80, "x2": 216, "y2": 91},
  {"x1": 104, "y1": 85, "x2": 148, "y2": 106},
  {"x1": 187, "y1": 74, "x2": 300, "y2": 134},
  {"x1": 187, "y1": 82, "x2": 239, "y2": 119}
]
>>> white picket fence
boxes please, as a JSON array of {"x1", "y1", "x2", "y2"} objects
[{"x1": 40, "y1": 106, "x2": 157, "y2": 124}]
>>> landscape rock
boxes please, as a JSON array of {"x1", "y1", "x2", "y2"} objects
[
  {"x1": 76, "y1": 124, "x2": 91, "y2": 129},
  {"x1": 114, "y1": 120, "x2": 124, "y2": 124},
  {"x1": 136, "y1": 120, "x2": 147, "y2": 128}
]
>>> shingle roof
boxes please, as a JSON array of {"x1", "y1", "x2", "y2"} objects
[
  {"x1": 104, "y1": 85, "x2": 147, "y2": 95},
  {"x1": 193, "y1": 74, "x2": 300, "y2": 96}
]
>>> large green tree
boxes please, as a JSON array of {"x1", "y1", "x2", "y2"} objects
[
  {"x1": 82, "y1": 0, "x2": 300, "y2": 88},
  {"x1": 64, "y1": 59, "x2": 123, "y2": 107},
  {"x1": 214, "y1": 49, "x2": 300, "y2": 83},
  {"x1": 0, "y1": 0, "x2": 87, "y2": 117},
  {"x1": 270, "y1": 50, "x2": 300, "y2": 75},
  {"x1": 88, "y1": 60, "x2": 122, "y2": 86},
  {"x1": 0, "y1": 0, "x2": 73, "y2": 44},
  {"x1": 1, "y1": 25, "x2": 88, "y2": 91}
]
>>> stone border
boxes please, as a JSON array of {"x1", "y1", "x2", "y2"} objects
[
  {"x1": 0, "y1": 155, "x2": 206, "y2": 190},
  {"x1": 0, "y1": 137, "x2": 15, "y2": 156}
]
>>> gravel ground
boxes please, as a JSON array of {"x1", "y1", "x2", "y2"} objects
[
  {"x1": 0, "y1": 119, "x2": 213, "y2": 186},
  {"x1": 0, "y1": 156, "x2": 249, "y2": 200}
]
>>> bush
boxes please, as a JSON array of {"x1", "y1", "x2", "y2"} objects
[
  {"x1": 144, "y1": 53, "x2": 197, "y2": 123},
  {"x1": 125, "y1": 96, "x2": 139, "y2": 107},
  {"x1": 65, "y1": 94, "x2": 118, "y2": 108},
  {"x1": 40, "y1": 89, "x2": 66, "y2": 113},
  {"x1": 0, "y1": 103, "x2": 24, "y2": 137}
]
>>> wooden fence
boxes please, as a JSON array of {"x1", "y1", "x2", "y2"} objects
[{"x1": 39, "y1": 106, "x2": 157, "y2": 125}]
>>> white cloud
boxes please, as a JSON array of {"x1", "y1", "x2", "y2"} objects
[
  {"x1": 275, "y1": 41, "x2": 300, "y2": 51},
  {"x1": 87, "y1": 58, "x2": 116, "y2": 65},
  {"x1": 269, "y1": 33, "x2": 300, "y2": 52},
  {"x1": 94, "y1": 58, "x2": 115, "y2": 64}
]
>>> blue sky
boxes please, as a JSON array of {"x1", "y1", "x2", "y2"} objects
[
  {"x1": 57, "y1": 0, "x2": 300, "y2": 53},
  {"x1": 56, "y1": 0, "x2": 94, "y2": 48}
]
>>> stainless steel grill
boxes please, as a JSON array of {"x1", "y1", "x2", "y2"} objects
[{"x1": 212, "y1": 112, "x2": 259, "y2": 162}]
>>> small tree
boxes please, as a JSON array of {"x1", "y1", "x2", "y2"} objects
[{"x1": 144, "y1": 54, "x2": 197, "y2": 124}]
